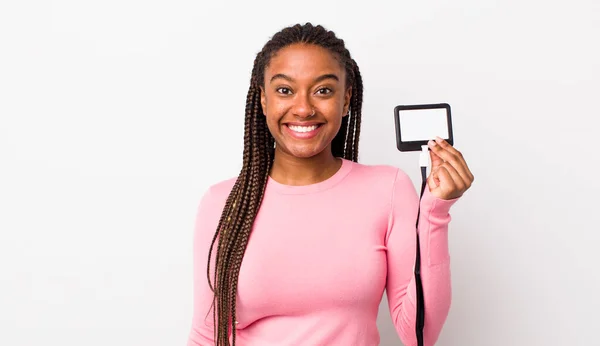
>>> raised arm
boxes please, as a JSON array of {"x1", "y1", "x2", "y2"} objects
[{"x1": 385, "y1": 168, "x2": 458, "y2": 346}]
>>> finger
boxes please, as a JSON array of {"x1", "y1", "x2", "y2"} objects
[
  {"x1": 440, "y1": 162, "x2": 466, "y2": 191},
  {"x1": 430, "y1": 138, "x2": 473, "y2": 185},
  {"x1": 434, "y1": 136, "x2": 463, "y2": 158},
  {"x1": 429, "y1": 148, "x2": 443, "y2": 169},
  {"x1": 434, "y1": 136, "x2": 473, "y2": 180},
  {"x1": 436, "y1": 166, "x2": 458, "y2": 196}
]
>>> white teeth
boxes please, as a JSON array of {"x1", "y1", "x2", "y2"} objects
[{"x1": 288, "y1": 125, "x2": 318, "y2": 133}]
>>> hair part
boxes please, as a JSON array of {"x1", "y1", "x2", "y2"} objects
[{"x1": 206, "y1": 22, "x2": 364, "y2": 345}]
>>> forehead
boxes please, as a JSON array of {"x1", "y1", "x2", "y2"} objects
[{"x1": 265, "y1": 43, "x2": 344, "y2": 81}]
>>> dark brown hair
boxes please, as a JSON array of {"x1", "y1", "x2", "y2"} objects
[{"x1": 206, "y1": 22, "x2": 364, "y2": 345}]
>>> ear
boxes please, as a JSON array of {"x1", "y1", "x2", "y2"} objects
[
  {"x1": 342, "y1": 86, "x2": 352, "y2": 117},
  {"x1": 260, "y1": 86, "x2": 267, "y2": 115}
]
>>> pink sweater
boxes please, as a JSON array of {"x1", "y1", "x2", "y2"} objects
[{"x1": 187, "y1": 158, "x2": 459, "y2": 346}]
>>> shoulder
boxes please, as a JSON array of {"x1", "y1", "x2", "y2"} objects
[
  {"x1": 341, "y1": 160, "x2": 416, "y2": 206},
  {"x1": 198, "y1": 176, "x2": 237, "y2": 209},
  {"x1": 347, "y1": 160, "x2": 412, "y2": 188},
  {"x1": 204, "y1": 176, "x2": 238, "y2": 200},
  {"x1": 202, "y1": 177, "x2": 237, "y2": 204},
  {"x1": 192, "y1": 176, "x2": 238, "y2": 241}
]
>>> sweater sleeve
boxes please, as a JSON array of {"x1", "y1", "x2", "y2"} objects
[
  {"x1": 187, "y1": 186, "x2": 229, "y2": 346},
  {"x1": 384, "y1": 168, "x2": 459, "y2": 346}
]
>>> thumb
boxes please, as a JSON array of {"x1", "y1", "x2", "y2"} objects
[
  {"x1": 427, "y1": 167, "x2": 440, "y2": 191},
  {"x1": 430, "y1": 149, "x2": 443, "y2": 170}
]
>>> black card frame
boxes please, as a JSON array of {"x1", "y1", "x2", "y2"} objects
[{"x1": 394, "y1": 103, "x2": 454, "y2": 152}]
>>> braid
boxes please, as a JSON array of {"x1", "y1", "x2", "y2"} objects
[{"x1": 206, "y1": 22, "x2": 364, "y2": 345}]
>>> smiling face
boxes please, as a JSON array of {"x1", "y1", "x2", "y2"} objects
[{"x1": 260, "y1": 43, "x2": 352, "y2": 160}]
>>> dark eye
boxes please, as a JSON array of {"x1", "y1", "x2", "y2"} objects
[
  {"x1": 316, "y1": 88, "x2": 332, "y2": 95},
  {"x1": 276, "y1": 87, "x2": 292, "y2": 95}
]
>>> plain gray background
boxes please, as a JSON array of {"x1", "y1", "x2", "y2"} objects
[{"x1": 1, "y1": 0, "x2": 599, "y2": 345}]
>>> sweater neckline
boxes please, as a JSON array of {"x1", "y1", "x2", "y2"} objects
[{"x1": 266, "y1": 158, "x2": 353, "y2": 195}]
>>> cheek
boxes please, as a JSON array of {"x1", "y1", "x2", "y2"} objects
[
  {"x1": 264, "y1": 104, "x2": 286, "y2": 132},
  {"x1": 323, "y1": 100, "x2": 345, "y2": 121},
  {"x1": 265, "y1": 98, "x2": 289, "y2": 117}
]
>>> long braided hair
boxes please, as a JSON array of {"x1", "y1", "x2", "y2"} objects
[{"x1": 206, "y1": 22, "x2": 364, "y2": 345}]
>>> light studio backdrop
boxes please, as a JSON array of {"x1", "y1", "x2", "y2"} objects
[{"x1": 1, "y1": 1, "x2": 598, "y2": 345}]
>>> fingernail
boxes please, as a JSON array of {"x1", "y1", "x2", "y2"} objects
[
  {"x1": 435, "y1": 136, "x2": 443, "y2": 143},
  {"x1": 428, "y1": 140, "x2": 436, "y2": 147}
]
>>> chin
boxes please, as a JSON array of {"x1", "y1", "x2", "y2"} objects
[
  {"x1": 282, "y1": 144, "x2": 327, "y2": 159},
  {"x1": 289, "y1": 149, "x2": 322, "y2": 159}
]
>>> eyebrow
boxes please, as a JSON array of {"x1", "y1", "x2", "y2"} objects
[{"x1": 269, "y1": 73, "x2": 340, "y2": 84}]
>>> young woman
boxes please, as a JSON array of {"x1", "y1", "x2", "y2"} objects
[{"x1": 187, "y1": 23, "x2": 474, "y2": 346}]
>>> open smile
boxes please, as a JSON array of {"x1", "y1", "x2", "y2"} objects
[{"x1": 283, "y1": 123, "x2": 323, "y2": 139}]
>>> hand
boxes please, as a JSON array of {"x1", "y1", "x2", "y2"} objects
[{"x1": 427, "y1": 136, "x2": 474, "y2": 200}]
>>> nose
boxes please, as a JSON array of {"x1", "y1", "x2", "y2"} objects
[{"x1": 292, "y1": 93, "x2": 314, "y2": 118}]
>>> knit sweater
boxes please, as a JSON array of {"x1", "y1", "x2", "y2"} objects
[{"x1": 187, "y1": 158, "x2": 458, "y2": 346}]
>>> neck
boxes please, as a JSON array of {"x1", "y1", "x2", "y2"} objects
[{"x1": 269, "y1": 147, "x2": 342, "y2": 186}]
